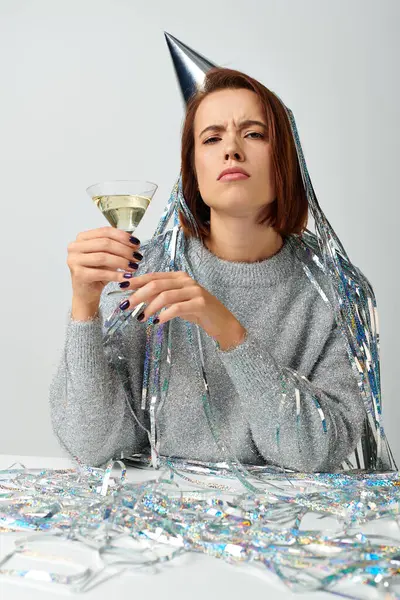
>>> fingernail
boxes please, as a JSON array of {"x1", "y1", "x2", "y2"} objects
[
  {"x1": 119, "y1": 281, "x2": 130, "y2": 288},
  {"x1": 137, "y1": 311, "x2": 145, "y2": 321},
  {"x1": 119, "y1": 300, "x2": 130, "y2": 310},
  {"x1": 128, "y1": 262, "x2": 139, "y2": 270},
  {"x1": 153, "y1": 318, "x2": 160, "y2": 325},
  {"x1": 129, "y1": 236, "x2": 140, "y2": 245},
  {"x1": 123, "y1": 272, "x2": 133, "y2": 279},
  {"x1": 132, "y1": 252, "x2": 143, "y2": 261}
]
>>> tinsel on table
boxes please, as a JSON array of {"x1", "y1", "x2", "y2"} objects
[{"x1": 0, "y1": 458, "x2": 399, "y2": 597}]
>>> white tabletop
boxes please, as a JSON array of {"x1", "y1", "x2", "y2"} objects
[{"x1": 0, "y1": 455, "x2": 394, "y2": 600}]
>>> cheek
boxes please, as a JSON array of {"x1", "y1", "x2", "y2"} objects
[
  {"x1": 255, "y1": 148, "x2": 272, "y2": 177},
  {"x1": 194, "y1": 150, "x2": 214, "y2": 188},
  {"x1": 258, "y1": 145, "x2": 272, "y2": 167},
  {"x1": 251, "y1": 149, "x2": 274, "y2": 192}
]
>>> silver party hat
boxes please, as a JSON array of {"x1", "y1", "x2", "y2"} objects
[{"x1": 164, "y1": 32, "x2": 217, "y2": 104}]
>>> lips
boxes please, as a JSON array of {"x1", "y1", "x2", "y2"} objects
[
  {"x1": 219, "y1": 172, "x2": 249, "y2": 182},
  {"x1": 218, "y1": 167, "x2": 250, "y2": 180}
]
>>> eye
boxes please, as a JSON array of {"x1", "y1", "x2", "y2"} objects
[
  {"x1": 245, "y1": 132, "x2": 264, "y2": 139},
  {"x1": 203, "y1": 136, "x2": 220, "y2": 144},
  {"x1": 203, "y1": 132, "x2": 264, "y2": 144}
]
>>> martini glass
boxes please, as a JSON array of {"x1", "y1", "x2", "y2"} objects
[
  {"x1": 86, "y1": 180, "x2": 157, "y2": 233},
  {"x1": 86, "y1": 180, "x2": 158, "y2": 332}
]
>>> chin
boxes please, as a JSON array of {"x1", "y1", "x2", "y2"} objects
[{"x1": 218, "y1": 187, "x2": 251, "y2": 200}]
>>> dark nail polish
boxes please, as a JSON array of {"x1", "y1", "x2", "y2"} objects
[
  {"x1": 129, "y1": 236, "x2": 140, "y2": 245},
  {"x1": 119, "y1": 281, "x2": 130, "y2": 288},
  {"x1": 123, "y1": 272, "x2": 133, "y2": 279},
  {"x1": 119, "y1": 300, "x2": 130, "y2": 310},
  {"x1": 128, "y1": 262, "x2": 139, "y2": 269},
  {"x1": 137, "y1": 311, "x2": 145, "y2": 321},
  {"x1": 153, "y1": 318, "x2": 160, "y2": 325},
  {"x1": 133, "y1": 252, "x2": 143, "y2": 261}
]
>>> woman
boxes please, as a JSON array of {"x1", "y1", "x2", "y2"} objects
[{"x1": 49, "y1": 68, "x2": 367, "y2": 471}]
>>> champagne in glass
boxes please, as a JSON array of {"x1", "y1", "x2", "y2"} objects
[{"x1": 93, "y1": 194, "x2": 149, "y2": 232}]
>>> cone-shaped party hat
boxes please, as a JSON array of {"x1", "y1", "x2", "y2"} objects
[{"x1": 164, "y1": 32, "x2": 217, "y2": 104}]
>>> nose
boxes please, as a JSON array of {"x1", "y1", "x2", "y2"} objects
[
  {"x1": 225, "y1": 150, "x2": 242, "y2": 161},
  {"x1": 223, "y1": 135, "x2": 244, "y2": 162}
]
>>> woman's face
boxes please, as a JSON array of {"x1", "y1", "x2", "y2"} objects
[{"x1": 193, "y1": 88, "x2": 276, "y2": 220}]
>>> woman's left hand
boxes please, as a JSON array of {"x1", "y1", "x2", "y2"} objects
[{"x1": 119, "y1": 271, "x2": 247, "y2": 351}]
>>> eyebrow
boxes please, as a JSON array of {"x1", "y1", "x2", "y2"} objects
[{"x1": 199, "y1": 119, "x2": 268, "y2": 138}]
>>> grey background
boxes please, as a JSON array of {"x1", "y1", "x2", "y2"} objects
[{"x1": 0, "y1": 0, "x2": 398, "y2": 463}]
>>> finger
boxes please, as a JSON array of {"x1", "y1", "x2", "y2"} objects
[
  {"x1": 137, "y1": 288, "x2": 194, "y2": 321},
  {"x1": 127, "y1": 277, "x2": 195, "y2": 307},
  {"x1": 150, "y1": 299, "x2": 200, "y2": 325},
  {"x1": 127, "y1": 270, "x2": 190, "y2": 290},
  {"x1": 75, "y1": 226, "x2": 140, "y2": 249},
  {"x1": 75, "y1": 251, "x2": 141, "y2": 273},
  {"x1": 76, "y1": 266, "x2": 136, "y2": 284},
  {"x1": 69, "y1": 238, "x2": 143, "y2": 270}
]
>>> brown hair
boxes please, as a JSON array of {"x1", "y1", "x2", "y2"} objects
[{"x1": 179, "y1": 67, "x2": 308, "y2": 241}]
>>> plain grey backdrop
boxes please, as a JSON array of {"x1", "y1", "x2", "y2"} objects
[{"x1": 0, "y1": 0, "x2": 398, "y2": 463}]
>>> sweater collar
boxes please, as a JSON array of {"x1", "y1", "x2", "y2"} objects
[{"x1": 184, "y1": 233, "x2": 296, "y2": 287}]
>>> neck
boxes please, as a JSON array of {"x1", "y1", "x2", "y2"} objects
[{"x1": 203, "y1": 212, "x2": 284, "y2": 263}]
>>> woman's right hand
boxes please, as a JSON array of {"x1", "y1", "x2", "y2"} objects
[{"x1": 67, "y1": 226, "x2": 142, "y2": 306}]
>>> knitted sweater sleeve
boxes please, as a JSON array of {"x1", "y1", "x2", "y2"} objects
[
  {"x1": 48, "y1": 234, "x2": 164, "y2": 468},
  {"x1": 216, "y1": 322, "x2": 366, "y2": 472},
  {"x1": 48, "y1": 303, "x2": 150, "y2": 468}
]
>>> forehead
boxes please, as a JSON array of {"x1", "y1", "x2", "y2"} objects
[{"x1": 194, "y1": 88, "x2": 264, "y2": 133}]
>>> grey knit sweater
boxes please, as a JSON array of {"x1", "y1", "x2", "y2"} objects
[{"x1": 49, "y1": 229, "x2": 366, "y2": 472}]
